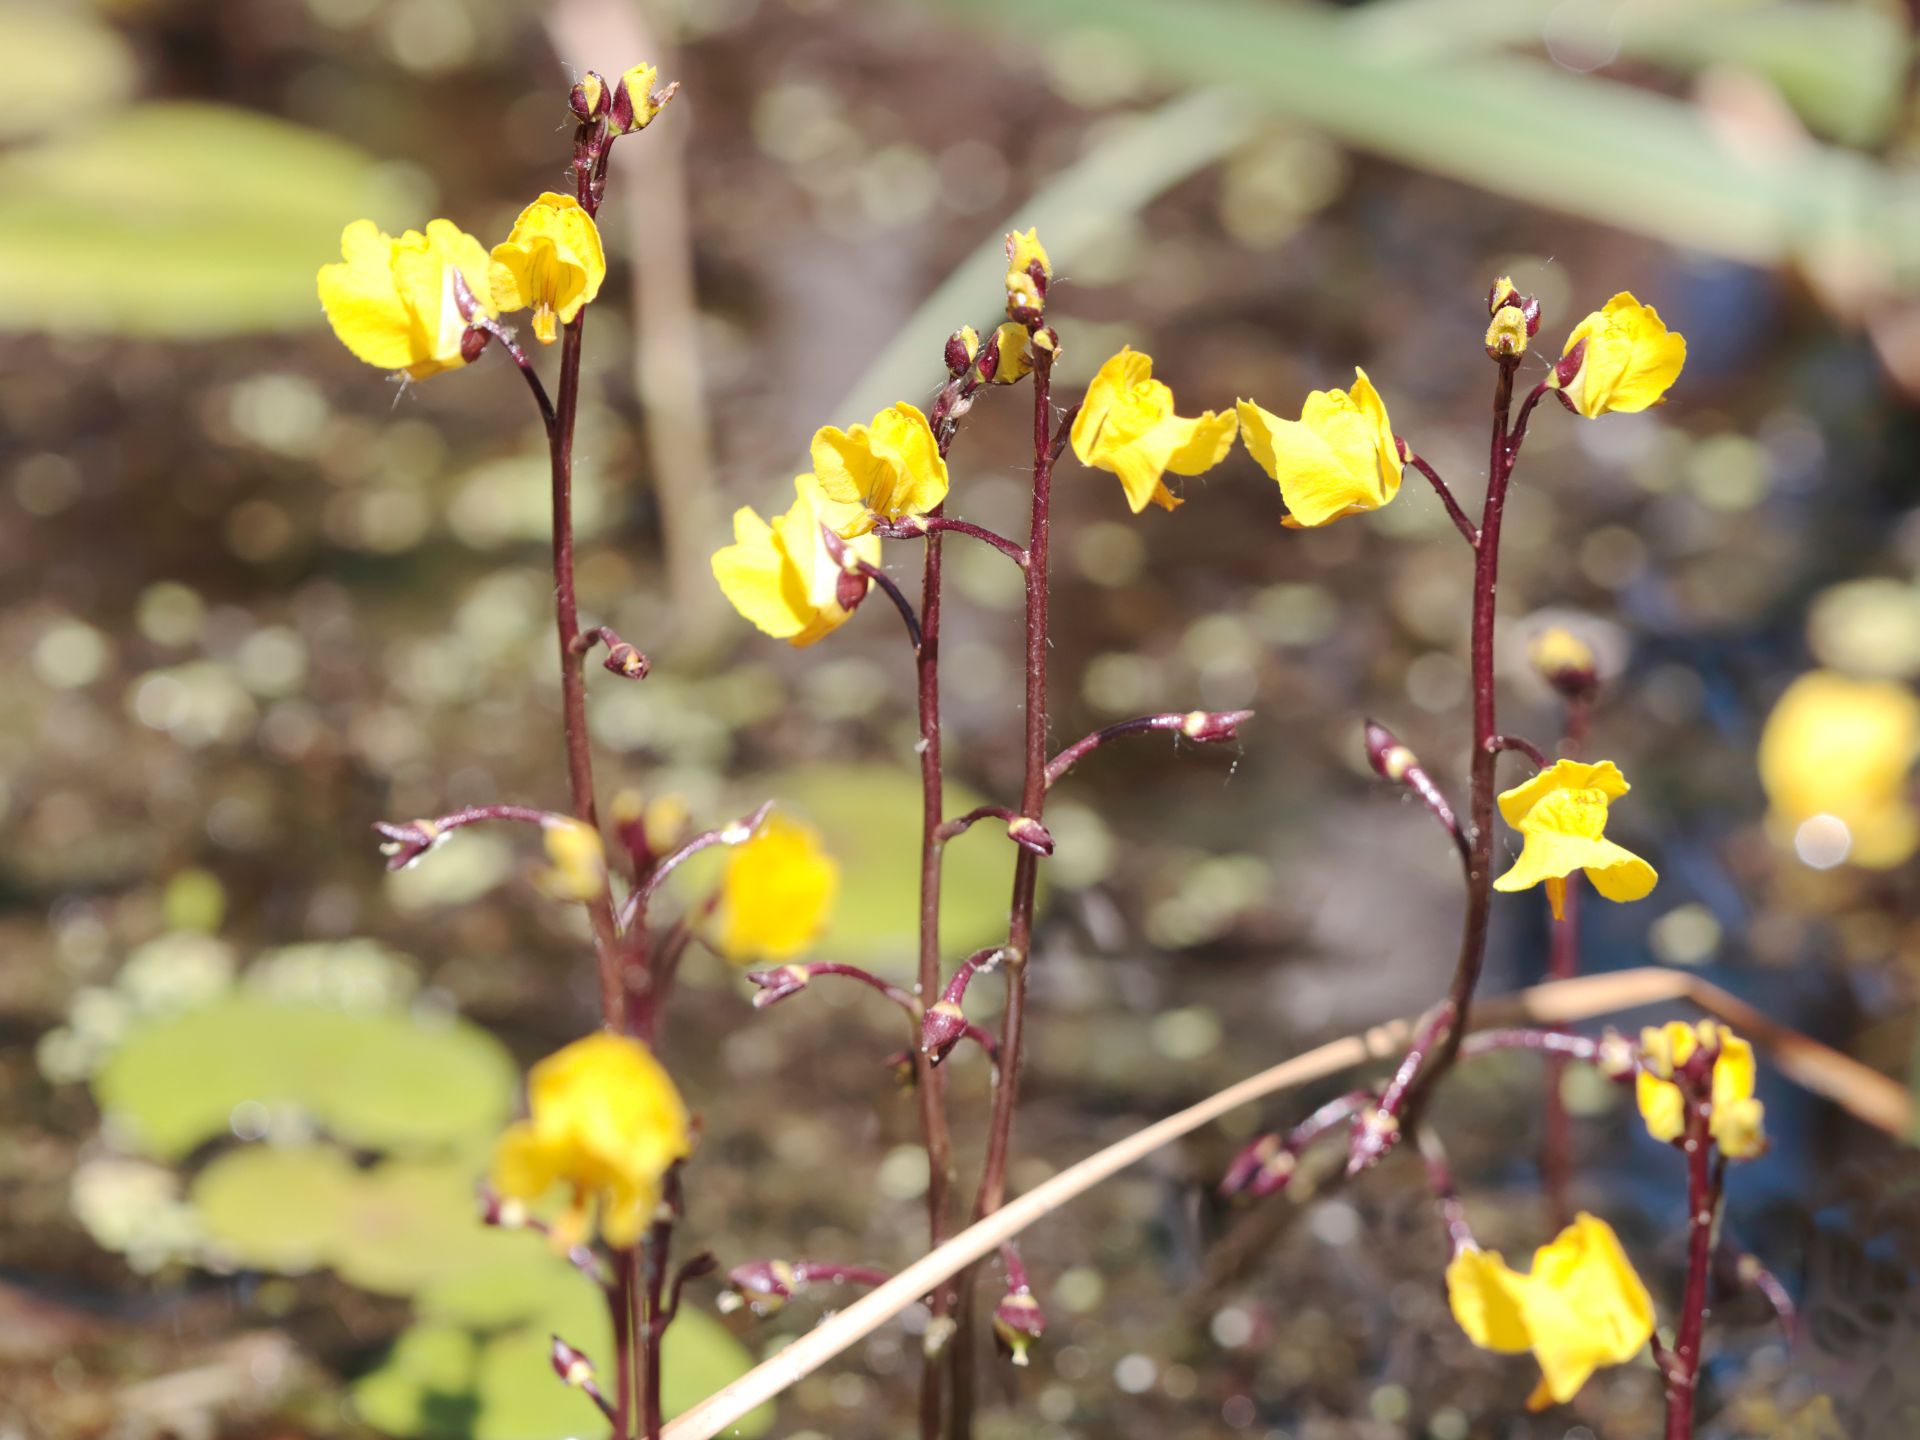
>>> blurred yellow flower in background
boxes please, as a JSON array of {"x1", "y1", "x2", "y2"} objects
[
  {"x1": 1549, "y1": 292, "x2": 1686, "y2": 417},
  {"x1": 534, "y1": 818, "x2": 607, "y2": 902},
  {"x1": 715, "y1": 812, "x2": 837, "y2": 962},
  {"x1": 712, "y1": 476, "x2": 880, "y2": 646},
  {"x1": 1758, "y1": 670, "x2": 1920, "y2": 869},
  {"x1": 1237, "y1": 368, "x2": 1401, "y2": 528},
  {"x1": 492, "y1": 1032, "x2": 691, "y2": 1250},
  {"x1": 1636, "y1": 1020, "x2": 1767, "y2": 1159},
  {"x1": 317, "y1": 219, "x2": 494, "y2": 378},
  {"x1": 810, "y1": 402, "x2": 949, "y2": 533},
  {"x1": 1446, "y1": 1212, "x2": 1654, "y2": 1410},
  {"x1": 1070, "y1": 347, "x2": 1238, "y2": 514},
  {"x1": 489, "y1": 192, "x2": 606, "y2": 344}
]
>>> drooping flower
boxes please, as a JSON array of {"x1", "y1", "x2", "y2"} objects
[
  {"x1": 317, "y1": 219, "x2": 494, "y2": 379},
  {"x1": 1070, "y1": 347, "x2": 1238, "y2": 514},
  {"x1": 1549, "y1": 292, "x2": 1686, "y2": 418},
  {"x1": 1493, "y1": 759, "x2": 1657, "y2": 920},
  {"x1": 489, "y1": 192, "x2": 607, "y2": 345},
  {"x1": 1446, "y1": 1212, "x2": 1655, "y2": 1410},
  {"x1": 1636, "y1": 1020, "x2": 1767, "y2": 1159},
  {"x1": 809, "y1": 403, "x2": 949, "y2": 534},
  {"x1": 711, "y1": 476, "x2": 880, "y2": 646},
  {"x1": 1758, "y1": 670, "x2": 1920, "y2": 870},
  {"x1": 1237, "y1": 368, "x2": 1402, "y2": 527},
  {"x1": 491, "y1": 1032, "x2": 691, "y2": 1250},
  {"x1": 714, "y1": 811, "x2": 837, "y2": 962}
]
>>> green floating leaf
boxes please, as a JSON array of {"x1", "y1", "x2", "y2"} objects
[
  {"x1": 192, "y1": 1144, "x2": 358, "y2": 1273},
  {"x1": 93, "y1": 997, "x2": 516, "y2": 1161},
  {"x1": 0, "y1": 102, "x2": 418, "y2": 337},
  {"x1": 331, "y1": 1156, "x2": 498, "y2": 1297},
  {"x1": 678, "y1": 764, "x2": 1026, "y2": 975},
  {"x1": 364, "y1": 1243, "x2": 771, "y2": 1438}
]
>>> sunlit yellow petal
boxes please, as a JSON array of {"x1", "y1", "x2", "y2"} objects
[
  {"x1": 1072, "y1": 348, "x2": 1231, "y2": 513},
  {"x1": 1446, "y1": 1247, "x2": 1532, "y2": 1354},
  {"x1": 1237, "y1": 368, "x2": 1401, "y2": 527},
  {"x1": 1552, "y1": 292, "x2": 1686, "y2": 418},
  {"x1": 810, "y1": 402, "x2": 949, "y2": 529}
]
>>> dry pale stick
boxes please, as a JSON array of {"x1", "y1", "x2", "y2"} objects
[{"x1": 664, "y1": 965, "x2": 1909, "y2": 1439}]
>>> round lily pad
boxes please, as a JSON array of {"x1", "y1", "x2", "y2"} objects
[
  {"x1": 331, "y1": 1157, "x2": 498, "y2": 1297},
  {"x1": 191, "y1": 1144, "x2": 358, "y2": 1273},
  {"x1": 93, "y1": 997, "x2": 515, "y2": 1161}
]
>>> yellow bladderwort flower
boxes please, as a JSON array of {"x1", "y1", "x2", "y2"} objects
[
  {"x1": 1237, "y1": 368, "x2": 1402, "y2": 528},
  {"x1": 491, "y1": 1032, "x2": 691, "y2": 1250},
  {"x1": 317, "y1": 219, "x2": 494, "y2": 379},
  {"x1": 1635, "y1": 1020, "x2": 1767, "y2": 1159},
  {"x1": 1493, "y1": 759, "x2": 1657, "y2": 920},
  {"x1": 1070, "y1": 347, "x2": 1238, "y2": 514},
  {"x1": 1758, "y1": 670, "x2": 1920, "y2": 869},
  {"x1": 489, "y1": 192, "x2": 607, "y2": 345},
  {"x1": 534, "y1": 818, "x2": 607, "y2": 902},
  {"x1": 711, "y1": 476, "x2": 879, "y2": 646},
  {"x1": 1549, "y1": 292, "x2": 1686, "y2": 417},
  {"x1": 1447, "y1": 1212, "x2": 1654, "y2": 1410},
  {"x1": 714, "y1": 812, "x2": 838, "y2": 962},
  {"x1": 1005, "y1": 227, "x2": 1051, "y2": 318},
  {"x1": 809, "y1": 403, "x2": 949, "y2": 534}
]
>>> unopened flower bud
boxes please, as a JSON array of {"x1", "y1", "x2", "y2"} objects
[
  {"x1": 1528, "y1": 625, "x2": 1598, "y2": 703},
  {"x1": 921, "y1": 1000, "x2": 971, "y2": 1066},
  {"x1": 1006, "y1": 815, "x2": 1054, "y2": 856},
  {"x1": 1004, "y1": 227, "x2": 1051, "y2": 321},
  {"x1": 1362, "y1": 719, "x2": 1417, "y2": 783},
  {"x1": 722, "y1": 1259, "x2": 796, "y2": 1315},
  {"x1": 569, "y1": 72, "x2": 608, "y2": 123},
  {"x1": 744, "y1": 964, "x2": 812, "y2": 1009},
  {"x1": 1488, "y1": 275, "x2": 1519, "y2": 313},
  {"x1": 983, "y1": 321, "x2": 1032, "y2": 385},
  {"x1": 610, "y1": 62, "x2": 676, "y2": 135},
  {"x1": 992, "y1": 1290, "x2": 1046, "y2": 1366},
  {"x1": 1182, "y1": 708, "x2": 1252, "y2": 743},
  {"x1": 1485, "y1": 305, "x2": 1529, "y2": 359},
  {"x1": 603, "y1": 640, "x2": 650, "y2": 680},
  {"x1": 945, "y1": 324, "x2": 981, "y2": 377},
  {"x1": 550, "y1": 1335, "x2": 596, "y2": 1389}
]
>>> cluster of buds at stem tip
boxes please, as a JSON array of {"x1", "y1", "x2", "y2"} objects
[
  {"x1": 569, "y1": 64, "x2": 678, "y2": 135},
  {"x1": 1005, "y1": 227, "x2": 1051, "y2": 324},
  {"x1": 1484, "y1": 275, "x2": 1541, "y2": 360}
]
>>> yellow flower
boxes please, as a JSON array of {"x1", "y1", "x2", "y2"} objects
[
  {"x1": 714, "y1": 812, "x2": 837, "y2": 962},
  {"x1": 809, "y1": 402, "x2": 949, "y2": 534},
  {"x1": 1635, "y1": 1020, "x2": 1767, "y2": 1159},
  {"x1": 1237, "y1": 368, "x2": 1402, "y2": 528},
  {"x1": 1758, "y1": 670, "x2": 1920, "y2": 869},
  {"x1": 1549, "y1": 292, "x2": 1686, "y2": 418},
  {"x1": 1493, "y1": 759, "x2": 1657, "y2": 921},
  {"x1": 1447, "y1": 1212, "x2": 1654, "y2": 1409},
  {"x1": 1005, "y1": 227, "x2": 1051, "y2": 317},
  {"x1": 317, "y1": 219, "x2": 494, "y2": 379},
  {"x1": 1069, "y1": 348, "x2": 1238, "y2": 514},
  {"x1": 489, "y1": 192, "x2": 607, "y2": 345},
  {"x1": 534, "y1": 818, "x2": 607, "y2": 902},
  {"x1": 712, "y1": 475, "x2": 881, "y2": 646},
  {"x1": 491, "y1": 1032, "x2": 691, "y2": 1250},
  {"x1": 985, "y1": 321, "x2": 1033, "y2": 385}
]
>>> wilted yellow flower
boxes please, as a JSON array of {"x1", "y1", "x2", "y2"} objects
[
  {"x1": 1005, "y1": 227, "x2": 1051, "y2": 317},
  {"x1": 1447, "y1": 1212, "x2": 1654, "y2": 1410},
  {"x1": 1636, "y1": 1020, "x2": 1767, "y2": 1159},
  {"x1": 1238, "y1": 368, "x2": 1402, "y2": 528},
  {"x1": 1070, "y1": 348, "x2": 1238, "y2": 514},
  {"x1": 1549, "y1": 292, "x2": 1686, "y2": 418},
  {"x1": 492, "y1": 1032, "x2": 691, "y2": 1250},
  {"x1": 810, "y1": 403, "x2": 949, "y2": 534},
  {"x1": 1758, "y1": 670, "x2": 1920, "y2": 869},
  {"x1": 714, "y1": 812, "x2": 837, "y2": 962},
  {"x1": 712, "y1": 476, "x2": 880, "y2": 646},
  {"x1": 534, "y1": 818, "x2": 607, "y2": 902},
  {"x1": 1493, "y1": 759, "x2": 1657, "y2": 920},
  {"x1": 489, "y1": 192, "x2": 607, "y2": 345},
  {"x1": 317, "y1": 219, "x2": 494, "y2": 379}
]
